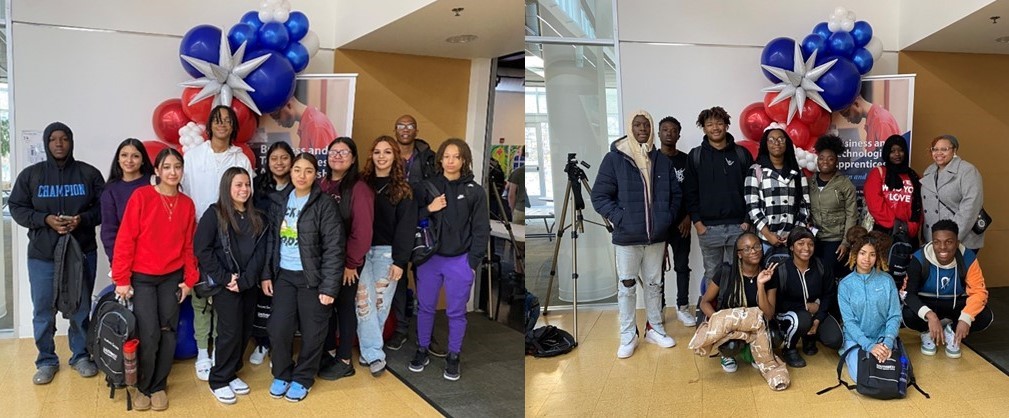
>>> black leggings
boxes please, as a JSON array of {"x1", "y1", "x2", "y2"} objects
[
  {"x1": 902, "y1": 296, "x2": 993, "y2": 334},
  {"x1": 132, "y1": 270, "x2": 182, "y2": 396},
  {"x1": 323, "y1": 279, "x2": 359, "y2": 361},
  {"x1": 775, "y1": 310, "x2": 843, "y2": 350}
]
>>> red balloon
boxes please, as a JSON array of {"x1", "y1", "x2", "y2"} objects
[
  {"x1": 238, "y1": 143, "x2": 257, "y2": 170},
  {"x1": 739, "y1": 102, "x2": 772, "y2": 141},
  {"x1": 142, "y1": 140, "x2": 177, "y2": 162},
  {"x1": 737, "y1": 139, "x2": 760, "y2": 159},
  {"x1": 152, "y1": 99, "x2": 189, "y2": 145},
  {"x1": 785, "y1": 120, "x2": 812, "y2": 149},
  {"x1": 763, "y1": 92, "x2": 789, "y2": 123},
  {"x1": 234, "y1": 115, "x2": 259, "y2": 145},
  {"x1": 808, "y1": 111, "x2": 831, "y2": 138},
  {"x1": 798, "y1": 100, "x2": 825, "y2": 125},
  {"x1": 181, "y1": 88, "x2": 213, "y2": 124},
  {"x1": 232, "y1": 100, "x2": 255, "y2": 124}
]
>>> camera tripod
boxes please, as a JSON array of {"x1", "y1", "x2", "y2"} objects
[{"x1": 542, "y1": 154, "x2": 612, "y2": 342}]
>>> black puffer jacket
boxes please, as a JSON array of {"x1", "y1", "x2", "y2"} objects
[
  {"x1": 264, "y1": 184, "x2": 344, "y2": 298},
  {"x1": 194, "y1": 205, "x2": 270, "y2": 292}
]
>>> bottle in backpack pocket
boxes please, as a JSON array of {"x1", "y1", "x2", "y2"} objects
[
  {"x1": 123, "y1": 339, "x2": 139, "y2": 386},
  {"x1": 898, "y1": 354, "x2": 908, "y2": 395},
  {"x1": 420, "y1": 219, "x2": 433, "y2": 247}
]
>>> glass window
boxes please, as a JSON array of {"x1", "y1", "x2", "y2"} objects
[{"x1": 525, "y1": 0, "x2": 614, "y2": 40}]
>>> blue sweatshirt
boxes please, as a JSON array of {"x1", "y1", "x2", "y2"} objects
[{"x1": 838, "y1": 268, "x2": 901, "y2": 350}]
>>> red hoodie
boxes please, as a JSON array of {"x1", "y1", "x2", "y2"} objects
[
  {"x1": 112, "y1": 185, "x2": 199, "y2": 287},
  {"x1": 864, "y1": 166, "x2": 921, "y2": 237}
]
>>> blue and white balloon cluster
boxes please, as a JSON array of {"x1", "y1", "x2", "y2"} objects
[{"x1": 806, "y1": 6, "x2": 882, "y2": 76}]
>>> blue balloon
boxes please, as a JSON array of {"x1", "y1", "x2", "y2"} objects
[
  {"x1": 284, "y1": 42, "x2": 310, "y2": 73},
  {"x1": 817, "y1": 57, "x2": 862, "y2": 110},
  {"x1": 240, "y1": 11, "x2": 263, "y2": 30},
  {"x1": 228, "y1": 23, "x2": 258, "y2": 52},
  {"x1": 760, "y1": 37, "x2": 796, "y2": 83},
  {"x1": 179, "y1": 25, "x2": 222, "y2": 78},
  {"x1": 245, "y1": 50, "x2": 297, "y2": 114},
  {"x1": 175, "y1": 296, "x2": 197, "y2": 360},
  {"x1": 285, "y1": 11, "x2": 310, "y2": 42},
  {"x1": 258, "y1": 22, "x2": 290, "y2": 51},
  {"x1": 813, "y1": 22, "x2": 831, "y2": 40},
  {"x1": 851, "y1": 48, "x2": 874, "y2": 75},
  {"x1": 814, "y1": 53, "x2": 841, "y2": 67},
  {"x1": 851, "y1": 21, "x2": 873, "y2": 48},
  {"x1": 800, "y1": 34, "x2": 826, "y2": 60},
  {"x1": 826, "y1": 31, "x2": 855, "y2": 58}
]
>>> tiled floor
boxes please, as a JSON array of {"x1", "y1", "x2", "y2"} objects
[
  {"x1": 0, "y1": 336, "x2": 441, "y2": 417},
  {"x1": 526, "y1": 307, "x2": 1009, "y2": 417}
]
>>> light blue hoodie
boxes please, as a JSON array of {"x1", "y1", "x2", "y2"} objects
[{"x1": 838, "y1": 268, "x2": 901, "y2": 351}]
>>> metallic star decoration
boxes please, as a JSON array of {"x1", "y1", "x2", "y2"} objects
[
  {"x1": 761, "y1": 42, "x2": 836, "y2": 124},
  {"x1": 179, "y1": 31, "x2": 271, "y2": 115}
]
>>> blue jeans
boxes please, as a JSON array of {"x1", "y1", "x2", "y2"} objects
[
  {"x1": 356, "y1": 246, "x2": 398, "y2": 363},
  {"x1": 615, "y1": 243, "x2": 666, "y2": 345},
  {"x1": 28, "y1": 251, "x2": 98, "y2": 368}
]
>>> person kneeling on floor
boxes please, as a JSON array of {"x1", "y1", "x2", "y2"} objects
[{"x1": 902, "y1": 219, "x2": 992, "y2": 359}]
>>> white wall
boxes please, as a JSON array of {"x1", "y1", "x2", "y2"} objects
[
  {"x1": 492, "y1": 91, "x2": 523, "y2": 146},
  {"x1": 615, "y1": 0, "x2": 901, "y2": 307},
  {"x1": 898, "y1": 0, "x2": 995, "y2": 49},
  {"x1": 331, "y1": 0, "x2": 434, "y2": 47}
]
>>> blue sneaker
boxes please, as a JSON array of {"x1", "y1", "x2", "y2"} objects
[
  {"x1": 269, "y1": 379, "x2": 290, "y2": 399},
  {"x1": 285, "y1": 382, "x2": 309, "y2": 402}
]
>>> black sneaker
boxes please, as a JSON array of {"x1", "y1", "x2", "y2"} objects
[
  {"x1": 443, "y1": 352, "x2": 460, "y2": 381},
  {"x1": 428, "y1": 337, "x2": 448, "y2": 358},
  {"x1": 318, "y1": 357, "x2": 356, "y2": 381},
  {"x1": 409, "y1": 348, "x2": 430, "y2": 372},
  {"x1": 385, "y1": 332, "x2": 408, "y2": 351},
  {"x1": 782, "y1": 348, "x2": 806, "y2": 368},
  {"x1": 802, "y1": 338, "x2": 819, "y2": 356}
]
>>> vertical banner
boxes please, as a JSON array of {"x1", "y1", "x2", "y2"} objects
[
  {"x1": 833, "y1": 75, "x2": 915, "y2": 191},
  {"x1": 251, "y1": 74, "x2": 357, "y2": 176}
]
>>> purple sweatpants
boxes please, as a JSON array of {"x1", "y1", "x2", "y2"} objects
[{"x1": 416, "y1": 253, "x2": 475, "y2": 354}]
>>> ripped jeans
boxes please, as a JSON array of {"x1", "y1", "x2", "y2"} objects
[
  {"x1": 356, "y1": 246, "x2": 398, "y2": 363},
  {"x1": 615, "y1": 243, "x2": 667, "y2": 345}
]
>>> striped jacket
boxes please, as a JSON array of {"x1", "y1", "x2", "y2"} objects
[{"x1": 744, "y1": 164, "x2": 810, "y2": 241}]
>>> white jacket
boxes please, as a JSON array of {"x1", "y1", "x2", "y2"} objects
[{"x1": 181, "y1": 141, "x2": 254, "y2": 222}]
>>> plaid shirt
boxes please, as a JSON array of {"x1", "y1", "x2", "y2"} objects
[{"x1": 744, "y1": 164, "x2": 810, "y2": 238}]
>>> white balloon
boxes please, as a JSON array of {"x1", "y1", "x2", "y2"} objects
[
  {"x1": 273, "y1": 8, "x2": 289, "y2": 23},
  {"x1": 865, "y1": 37, "x2": 884, "y2": 61},
  {"x1": 266, "y1": 0, "x2": 281, "y2": 5},
  {"x1": 846, "y1": 10, "x2": 857, "y2": 22},
  {"x1": 807, "y1": 161, "x2": 817, "y2": 171},
  {"x1": 834, "y1": 6, "x2": 848, "y2": 17},
  {"x1": 828, "y1": 21, "x2": 841, "y2": 32},
  {"x1": 281, "y1": 0, "x2": 292, "y2": 12},
  {"x1": 259, "y1": 9, "x2": 273, "y2": 23},
  {"x1": 260, "y1": 0, "x2": 272, "y2": 8},
  {"x1": 829, "y1": 13, "x2": 839, "y2": 23},
  {"x1": 300, "y1": 30, "x2": 320, "y2": 57},
  {"x1": 841, "y1": 20, "x2": 855, "y2": 32}
]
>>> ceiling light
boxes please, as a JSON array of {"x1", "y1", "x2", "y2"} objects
[
  {"x1": 996, "y1": 36, "x2": 1009, "y2": 43},
  {"x1": 446, "y1": 34, "x2": 478, "y2": 43}
]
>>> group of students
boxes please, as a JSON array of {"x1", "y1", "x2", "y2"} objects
[
  {"x1": 12, "y1": 109, "x2": 489, "y2": 410},
  {"x1": 592, "y1": 106, "x2": 992, "y2": 384}
]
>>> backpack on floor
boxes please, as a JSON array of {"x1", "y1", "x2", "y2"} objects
[
  {"x1": 817, "y1": 337, "x2": 929, "y2": 400},
  {"x1": 526, "y1": 325, "x2": 576, "y2": 357},
  {"x1": 87, "y1": 291, "x2": 138, "y2": 410},
  {"x1": 252, "y1": 292, "x2": 272, "y2": 339}
]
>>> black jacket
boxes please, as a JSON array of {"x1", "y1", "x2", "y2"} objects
[
  {"x1": 370, "y1": 177, "x2": 418, "y2": 269},
  {"x1": 684, "y1": 134, "x2": 753, "y2": 226},
  {"x1": 405, "y1": 139, "x2": 437, "y2": 185},
  {"x1": 194, "y1": 205, "x2": 270, "y2": 293},
  {"x1": 264, "y1": 184, "x2": 344, "y2": 297},
  {"x1": 10, "y1": 122, "x2": 105, "y2": 260},
  {"x1": 416, "y1": 173, "x2": 489, "y2": 270}
]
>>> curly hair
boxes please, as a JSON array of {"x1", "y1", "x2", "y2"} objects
[
  {"x1": 695, "y1": 106, "x2": 731, "y2": 128},
  {"x1": 361, "y1": 135, "x2": 413, "y2": 205},
  {"x1": 814, "y1": 134, "x2": 847, "y2": 157},
  {"x1": 845, "y1": 226, "x2": 892, "y2": 271}
]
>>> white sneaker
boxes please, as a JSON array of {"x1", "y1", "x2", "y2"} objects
[
  {"x1": 617, "y1": 334, "x2": 639, "y2": 359},
  {"x1": 645, "y1": 328, "x2": 676, "y2": 348},
  {"x1": 249, "y1": 346, "x2": 268, "y2": 365},
  {"x1": 195, "y1": 358, "x2": 212, "y2": 381},
  {"x1": 229, "y1": 377, "x2": 250, "y2": 395},
  {"x1": 211, "y1": 385, "x2": 237, "y2": 404},
  {"x1": 676, "y1": 306, "x2": 697, "y2": 327},
  {"x1": 943, "y1": 324, "x2": 961, "y2": 358},
  {"x1": 920, "y1": 332, "x2": 937, "y2": 356}
]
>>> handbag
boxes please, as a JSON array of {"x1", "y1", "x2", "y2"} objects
[
  {"x1": 411, "y1": 181, "x2": 443, "y2": 265},
  {"x1": 936, "y1": 198, "x2": 991, "y2": 235}
]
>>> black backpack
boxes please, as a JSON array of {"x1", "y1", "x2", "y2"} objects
[
  {"x1": 526, "y1": 325, "x2": 577, "y2": 357},
  {"x1": 818, "y1": 337, "x2": 929, "y2": 400},
  {"x1": 412, "y1": 181, "x2": 443, "y2": 265},
  {"x1": 887, "y1": 221, "x2": 915, "y2": 291},
  {"x1": 53, "y1": 234, "x2": 85, "y2": 319},
  {"x1": 87, "y1": 291, "x2": 138, "y2": 410}
]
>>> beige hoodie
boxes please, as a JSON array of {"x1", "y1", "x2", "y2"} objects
[{"x1": 617, "y1": 110, "x2": 656, "y2": 200}]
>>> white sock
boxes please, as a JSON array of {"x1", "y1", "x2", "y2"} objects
[{"x1": 198, "y1": 349, "x2": 210, "y2": 361}]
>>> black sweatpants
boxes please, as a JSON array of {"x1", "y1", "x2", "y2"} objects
[
  {"x1": 209, "y1": 288, "x2": 256, "y2": 390},
  {"x1": 268, "y1": 269, "x2": 332, "y2": 388},
  {"x1": 902, "y1": 296, "x2": 994, "y2": 333},
  {"x1": 132, "y1": 270, "x2": 183, "y2": 396},
  {"x1": 775, "y1": 310, "x2": 843, "y2": 350},
  {"x1": 324, "y1": 279, "x2": 359, "y2": 361}
]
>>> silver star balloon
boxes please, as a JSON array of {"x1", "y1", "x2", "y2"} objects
[
  {"x1": 761, "y1": 42, "x2": 836, "y2": 124},
  {"x1": 179, "y1": 31, "x2": 271, "y2": 115}
]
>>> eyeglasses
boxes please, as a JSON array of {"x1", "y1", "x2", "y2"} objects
[
  {"x1": 930, "y1": 147, "x2": 953, "y2": 153},
  {"x1": 396, "y1": 123, "x2": 416, "y2": 130},
  {"x1": 328, "y1": 149, "x2": 352, "y2": 158},
  {"x1": 767, "y1": 137, "x2": 787, "y2": 145},
  {"x1": 737, "y1": 246, "x2": 761, "y2": 254}
]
